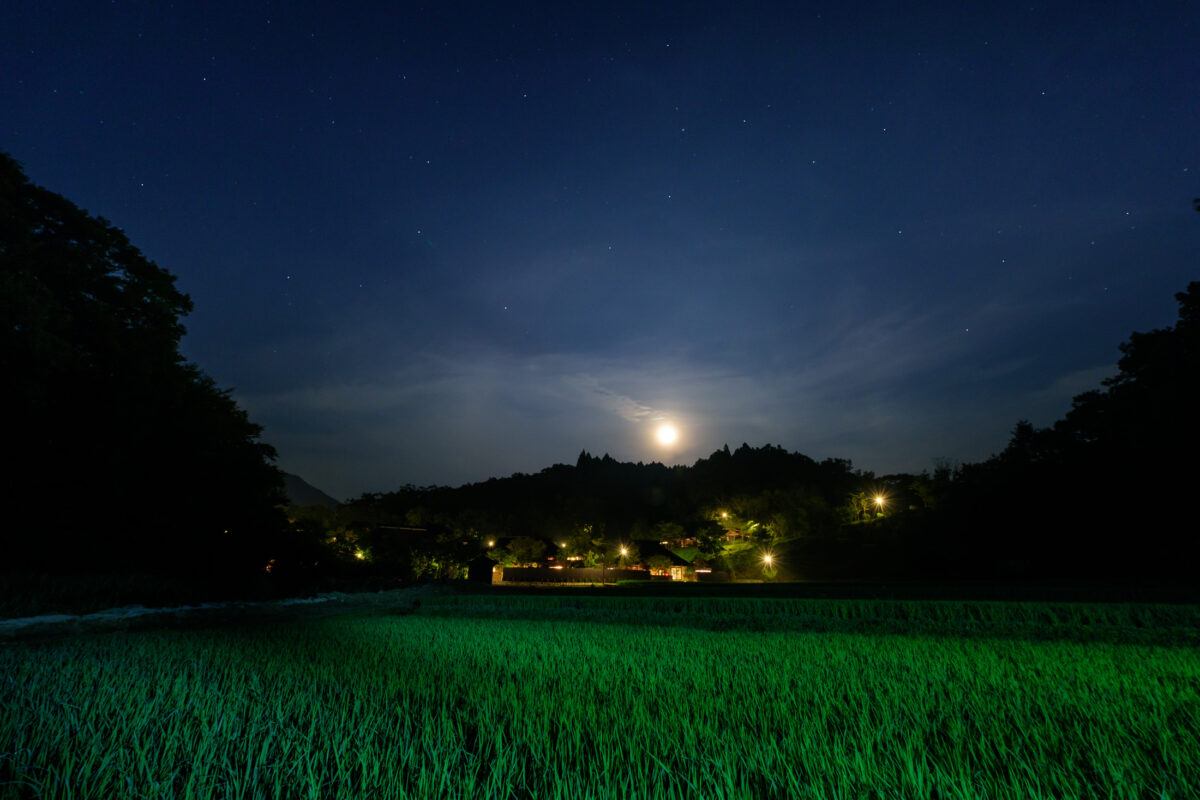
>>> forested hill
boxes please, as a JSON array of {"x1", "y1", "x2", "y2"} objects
[{"x1": 341, "y1": 444, "x2": 866, "y2": 543}]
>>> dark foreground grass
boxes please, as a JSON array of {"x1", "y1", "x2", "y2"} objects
[{"x1": 2, "y1": 597, "x2": 1198, "y2": 799}]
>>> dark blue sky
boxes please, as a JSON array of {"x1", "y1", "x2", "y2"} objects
[{"x1": 5, "y1": 2, "x2": 1197, "y2": 499}]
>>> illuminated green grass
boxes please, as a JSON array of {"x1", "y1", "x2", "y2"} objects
[
  {"x1": 1, "y1": 599, "x2": 1197, "y2": 798},
  {"x1": 424, "y1": 593, "x2": 1200, "y2": 644}
]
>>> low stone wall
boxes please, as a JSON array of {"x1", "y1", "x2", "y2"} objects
[
  {"x1": 696, "y1": 570, "x2": 731, "y2": 582},
  {"x1": 499, "y1": 567, "x2": 653, "y2": 583}
]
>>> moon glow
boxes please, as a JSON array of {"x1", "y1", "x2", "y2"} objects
[{"x1": 656, "y1": 423, "x2": 678, "y2": 445}]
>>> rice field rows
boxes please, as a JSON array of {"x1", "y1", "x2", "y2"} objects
[
  {"x1": 424, "y1": 593, "x2": 1200, "y2": 644},
  {"x1": 2, "y1": 603, "x2": 1198, "y2": 799}
]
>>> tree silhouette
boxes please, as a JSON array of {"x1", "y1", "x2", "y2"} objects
[
  {"x1": 949, "y1": 281, "x2": 1200, "y2": 580},
  {"x1": 1, "y1": 152, "x2": 284, "y2": 575},
  {"x1": 1056, "y1": 282, "x2": 1200, "y2": 462}
]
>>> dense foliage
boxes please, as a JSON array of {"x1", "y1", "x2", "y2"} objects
[
  {"x1": 941, "y1": 281, "x2": 1200, "y2": 580},
  {"x1": 2, "y1": 597, "x2": 1197, "y2": 798},
  {"x1": 0, "y1": 152, "x2": 285, "y2": 576},
  {"x1": 349, "y1": 444, "x2": 859, "y2": 540}
]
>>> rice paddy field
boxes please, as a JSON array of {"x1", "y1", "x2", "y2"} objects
[{"x1": 2, "y1": 592, "x2": 1198, "y2": 799}]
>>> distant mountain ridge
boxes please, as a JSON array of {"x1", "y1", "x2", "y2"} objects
[{"x1": 282, "y1": 473, "x2": 341, "y2": 509}]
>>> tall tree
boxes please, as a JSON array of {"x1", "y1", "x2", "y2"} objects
[
  {"x1": 1056, "y1": 282, "x2": 1200, "y2": 462},
  {"x1": 0, "y1": 152, "x2": 284, "y2": 574},
  {"x1": 949, "y1": 281, "x2": 1200, "y2": 579}
]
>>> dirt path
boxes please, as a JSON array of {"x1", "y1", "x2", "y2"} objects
[{"x1": 0, "y1": 588, "x2": 426, "y2": 644}]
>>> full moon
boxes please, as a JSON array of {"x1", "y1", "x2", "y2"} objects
[{"x1": 656, "y1": 423, "x2": 678, "y2": 445}]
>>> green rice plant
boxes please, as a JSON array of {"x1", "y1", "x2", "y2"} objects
[
  {"x1": 1, "y1": 604, "x2": 1197, "y2": 799},
  {"x1": 421, "y1": 593, "x2": 1200, "y2": 644}
]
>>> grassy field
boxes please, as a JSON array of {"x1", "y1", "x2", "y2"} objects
[{"x1": 2, "y1": 593, "x2": 1198, "y2": 799}]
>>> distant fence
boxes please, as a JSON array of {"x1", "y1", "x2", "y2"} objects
[{"x1": 500, "y1": 567, "x2": 655, "y2": 583}]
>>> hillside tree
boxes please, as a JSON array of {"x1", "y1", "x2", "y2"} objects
[{"x1": 0, "y1": 152, "x2": 285, "y2": 574}]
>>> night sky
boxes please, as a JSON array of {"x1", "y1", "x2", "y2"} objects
[{"x1": 5, "y1": 2, "x2": 1197, "y2": 499}]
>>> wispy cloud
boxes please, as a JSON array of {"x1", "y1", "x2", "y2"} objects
[
  {"x1": 1018, "y1": 363, "x2": 1115, "y2": 427},
  {"x1": 561, "y1": 374, "x2": 657, "y2": 423}
]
